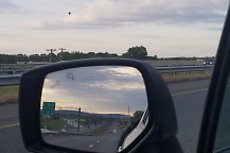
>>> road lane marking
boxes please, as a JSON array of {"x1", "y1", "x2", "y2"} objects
[
  {"x1": 172, "y1": 88, "x2": 208, "y2": 97},
  {"x1": 171, "y1": 84, "x2": 230, "y2": 97},
  {"x1": 89, "y1": 144, "x2": 94, "y2": 148},
  {"x1": 0, "y1": 122, "x2": 19, "y2": 130}
]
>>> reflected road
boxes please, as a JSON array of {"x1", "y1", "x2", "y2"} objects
[{"x1": 44, "y1": 123, "x2": 122, "y2": 153}]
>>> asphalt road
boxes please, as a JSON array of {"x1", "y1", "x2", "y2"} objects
[
  {"x1": 169, "y1": 80, "x2": 210, "y2": 153},
  {"x1": 0, "y1": 79, "x2": 210, "y2": 153},
  {"x1": 44, "y1": 123, "x2": 122, "y2": 153},
  {"x1": 0, "y1": 75, "x2": 20, "y2": 86}
]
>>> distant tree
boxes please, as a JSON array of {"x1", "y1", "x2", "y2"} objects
[
  {"x1": 96, "y1": 52, "x2": 108, "y2": 57},
  {"x1": 86, "y1": 52, "x2": 96, "y2": 58},
  {"x1": 29, "y1": 54, "x2": 40, "y2": 62},
  {"x1": 72, "y1": 51, "x2": 86, "y2": 59},
  {"x1": 191, "y1": 56, "x2": 197, "y2": 60},
  {"x1": 16, "y1": 54, "x2": 28, "y2": 62},
  {"x1": 132, "y1": 110, "x2": 144, "y2": 123},
  {"x1": 0, "y1": 54, "x2": 17, "y2": 64},
  {"x1": 40, "y1": 54, "x2": 49, "y2": 62},
  {"x1": 109, "y1": 53, "x2": 119, "y2": 57},
  {"x1": 122, "y1": 46, "x2": 148, "y2": 59},
  {"x1": 57, "y1": 51, "x2": 72, "y2": 60},
  {"x1": 48, "y1": 53, "x2": 57, "y2": 62},
  {"x1": 133, "y1": 111, "x2": 144, "y2": 118}
]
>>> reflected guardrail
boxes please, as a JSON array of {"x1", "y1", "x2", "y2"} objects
[{"x1": 0, "y1": 65, "x2": 213, "y2": 86}]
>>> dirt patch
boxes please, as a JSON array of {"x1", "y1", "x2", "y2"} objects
[
  {"x1": 0, "y1": 85, "x2": 19, "y2": 104},
  {"x1": 0, "y1": 96, "x2": 18, "y2": 104},
  {"x1": 163, "y1": 74, "x2": 211, "y2": 83},
  {"x1": 162, "y1": 70, "x2": 212, "y2": 83}
]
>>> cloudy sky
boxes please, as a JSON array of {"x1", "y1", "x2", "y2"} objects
[
  {"x1": 41, "y1": 66, "x2": 147, "y2": 115},
  {"x1": 0, "y1": 0, "x2": 228, "y2": 57}
]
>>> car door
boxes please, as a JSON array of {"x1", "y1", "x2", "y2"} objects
[{"x1": 197, "y1": 5, "x2": 230, "y2": 153}]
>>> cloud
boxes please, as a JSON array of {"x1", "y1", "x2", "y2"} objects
[
  {"x1": 0, "y1": 0, "x2": 18, "y2": 12},
  {"x1": 41, "y1": 66, "x2": 147, "y2": 114},
  {"x1": 28, "y1": 0, "x2": 227, "y2": 30}
]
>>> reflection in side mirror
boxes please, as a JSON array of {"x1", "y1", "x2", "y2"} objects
[
  {"x1": 118, "y1": 109, "x2": 149, "y2": 152},
  {"x1": 40, "y1": 66, "x2": 148, "y2": 153}
]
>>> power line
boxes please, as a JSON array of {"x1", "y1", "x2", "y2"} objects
[{"x1": 59, "y1": 48, "x2": 66, "y2": 52}]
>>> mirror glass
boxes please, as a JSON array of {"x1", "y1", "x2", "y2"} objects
[{"x1": 40, "y1": 66, "x2": 148, "y2": 153}]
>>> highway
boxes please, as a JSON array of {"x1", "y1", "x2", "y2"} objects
[
  {"x1": 0, "y1": 79, "x2": 210, "y2": 153},
  {"x1": 43, "y1": 122, "x2": 122, "y2": 153}
]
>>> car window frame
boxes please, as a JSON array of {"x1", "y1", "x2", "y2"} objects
[{"x1": 197, "y1": 5, "x2": 230, "y2": 153}]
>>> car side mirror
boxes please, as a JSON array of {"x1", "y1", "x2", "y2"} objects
[{"x1": 19, "y1": 58, "x2": 178, "y2": 153}]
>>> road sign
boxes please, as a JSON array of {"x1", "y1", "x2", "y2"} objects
[{"x1": 42, "y1": 102, "x2": 56, "y2": 118}]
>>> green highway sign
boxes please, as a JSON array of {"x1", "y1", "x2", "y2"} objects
[{"x1": 42, "y1": 102, "x2": 56, "y2": 118}]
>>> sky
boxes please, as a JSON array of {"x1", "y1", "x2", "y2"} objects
[
  {"x1": 41, "y1": 66, "x2": 148, "y2": 115},
  {"x1": 0, "y1": 0, "x2": 229, "y2": 57}
]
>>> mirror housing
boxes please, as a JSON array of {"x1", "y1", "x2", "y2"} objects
[{"x1": 19, "y1": 58, "x2": 178, "y2": 153}]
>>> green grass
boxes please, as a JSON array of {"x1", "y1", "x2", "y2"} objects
[
  {"x1": 162, "y1": 70, "x2": 212, "y2": 83},
  {"x1": 0, "y1": 85, "x2": 19, "y2": 96},
  {"x1": 0, "y1": 85, "x2": 19, "y2": 104},
  {"x1": 87, "y1": 123, "x2": 110, "y2": 135},
  {"x1": 41, "y1": 118, "x2": 68, "y2": 130}
]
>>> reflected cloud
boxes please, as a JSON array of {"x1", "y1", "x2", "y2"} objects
[
  {"x1": 41, "y1": 66, "x2": 148, "y2": 115},
  {"x1": 88, "y1": 81, "x2": 145, "y2": 90}
]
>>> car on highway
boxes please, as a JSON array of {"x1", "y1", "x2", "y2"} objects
[{"x1": 203, "y1": 60, "x2": 214, "y2": 66}]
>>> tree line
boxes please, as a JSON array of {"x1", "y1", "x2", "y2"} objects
[
  {"x1": 0, "y1": 46, "x2": 158, "y2": 64},
  {"x1": 0, "y1": 45, "x2": 214, "y2": 64}
]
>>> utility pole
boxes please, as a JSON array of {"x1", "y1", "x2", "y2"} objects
[
  {"x1": 77, "y1": 107, "x2": 81, "y2": 132},
  {"x1": 46, "y1": 49, "x2": 57, "y2": 63},
  {"x1": 58, "y1": 48, "x2": 66, "y2": 61}
]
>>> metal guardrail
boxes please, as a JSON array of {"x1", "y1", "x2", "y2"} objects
[
  {"x1": 0, "y1": 74, "x2": 21, "y2": 86},
  {"x1": 0, "y1": 65, "x2": 213, "y2": 86},
  {"x1": 0, "y1": 63, "x2": 47, "y2": 75},
  {"x1": 157, "y1": 65, "x2": 213, "y2": 73}
]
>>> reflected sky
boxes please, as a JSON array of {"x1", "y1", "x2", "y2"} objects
[{"x1": 41, "y1": 66, "x2": 147, "y2": 115}]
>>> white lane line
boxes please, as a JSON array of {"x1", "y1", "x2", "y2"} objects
[
  {"x1": 89, "y1": 144, "x2": 94, "y2": 148},
  {"x1": 172, "y1": 88, "x2": 208, "y2": 97},
  {"x1": 0, "y1": 122, "x2": 19, "y2": 130}
]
